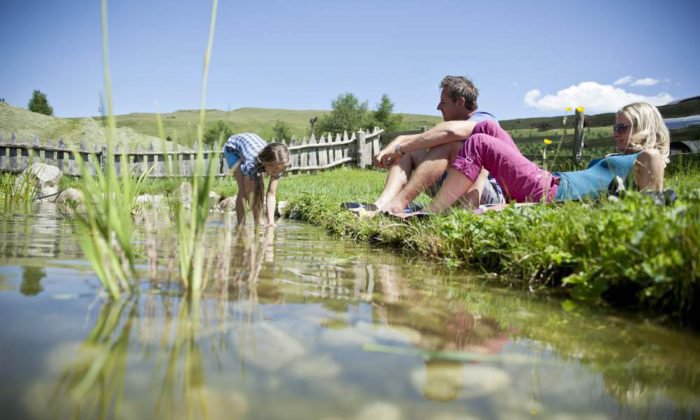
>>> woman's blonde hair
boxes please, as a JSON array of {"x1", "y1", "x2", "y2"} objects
[
  {"x1": 252, "y1": 143, "x2": 290, "y2": 218},
  {"x1": 618, "y1": 102, "x2": 670, "y2": 163}
]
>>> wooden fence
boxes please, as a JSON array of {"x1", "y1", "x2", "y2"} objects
[{"x1": 0, "y1": 128, "x2": 383, "y2": 177}]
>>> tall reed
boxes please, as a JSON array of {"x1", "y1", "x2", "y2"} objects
[
  {"x1": 166, "y1": 0, "x2": 221, "y2": 297},
  {"x1": 72, "y1": 0, "x2": 150, "y2": 298},
  {"x1": 0, "y1": 172, "x2": 37, "y2": 208}
]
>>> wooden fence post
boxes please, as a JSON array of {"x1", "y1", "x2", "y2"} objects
[
  {"x1": 371, "y1": 127, "x2": 381, "y2": 163},
  {"x1": 356, "y1": 129, "x2": 367, "y2": 168},
  {"x1": 290, "y1": 135, "x2": 299, "y2": 169},
  {"x1": 573, "y1": 109, "x2": 585, "y2": 162},
  {"x1": 57, "y1": 139, "x2": 65, "y2": 173}
]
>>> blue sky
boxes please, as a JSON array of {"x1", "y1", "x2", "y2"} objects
[{"x1": 2, "y1": 0, "x2": 699, "y2": 120}]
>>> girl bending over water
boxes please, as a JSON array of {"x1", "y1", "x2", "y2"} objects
[{"x1": 223, "y1": 133, "x2": 290, "y2": 227}]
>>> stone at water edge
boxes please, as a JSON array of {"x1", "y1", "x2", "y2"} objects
[{"x1": 16, "y1": 163, "x2": 62, "y2": 199}]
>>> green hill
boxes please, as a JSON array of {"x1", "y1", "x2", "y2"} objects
[
  {"x1": 93, "y1": 107, "x2": 442, "y2": 145},
  {"x1": 2, "y1": 97, "x2": 697, "y2": 154},
  {"x1": 0, "y1": 102, "x2": 442, "y2": 148},
  {"x1": 0, "y1": 102, "x2": 179, "y2": 150}
]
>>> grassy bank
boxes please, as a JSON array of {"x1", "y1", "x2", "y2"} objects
[{"x1": 274, "y1": 164, "x2": 700, "y2": 327}]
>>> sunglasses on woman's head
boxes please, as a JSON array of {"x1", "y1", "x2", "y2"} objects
[{"x1": 613, "y1": 123, "x2": 630, "y2": 134}]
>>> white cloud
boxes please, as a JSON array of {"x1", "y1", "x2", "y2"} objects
[
  {"x1": 630, "y1": 77, "x2": 660, "y2": 86},
  {"x1": 614, "y1": 76, "x2": 664, "y2": 87},
  {"x1": 613, "y1": 76, "x2": 634, "y2": 86},
  {"x1": 524, "y1": 81, "x2": 673, "y2": 113}
]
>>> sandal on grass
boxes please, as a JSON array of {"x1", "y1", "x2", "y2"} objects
[{"x1": 341, "y1": 202, "x2": 378, "y2": 211}]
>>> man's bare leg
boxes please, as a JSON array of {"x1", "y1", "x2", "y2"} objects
[
  {"x1": 374, "y1": 150, "x2": 427, "y2": 210},
  {"x1": 384, "y1": 142, "x2": 463, "y2": 214}
]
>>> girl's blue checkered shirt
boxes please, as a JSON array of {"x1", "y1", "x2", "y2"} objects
[{"x1": 223, "y1": 133, "x2": 268, "y2": 178}]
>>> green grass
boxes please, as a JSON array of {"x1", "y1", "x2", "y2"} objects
[{"x1": 273, "y1": 166, "x2": 700, "y2": 327}]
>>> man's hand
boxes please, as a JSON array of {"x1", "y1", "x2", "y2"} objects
[{"x1": 373, "y1": 145, "x2": 402, "y2": 169}]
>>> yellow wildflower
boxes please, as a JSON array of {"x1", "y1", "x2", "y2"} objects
[
  {"x1": 565, "y1": 107, "x2": 572, "y2": 112},
  {"x1": 543, "y1": 138, "x2": 553, "y2": 145},
  {"x1": 576, "y1": 106, "x2": 585, "y2": 113}
]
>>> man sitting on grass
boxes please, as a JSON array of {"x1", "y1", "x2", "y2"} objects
[{"x1": 354, "y1": 75, "x2": 505, "y2": 217}]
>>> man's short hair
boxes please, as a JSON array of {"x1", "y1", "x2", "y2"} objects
[{"x1": 440, "y1": 76, "x2": 479, "y2": 112}]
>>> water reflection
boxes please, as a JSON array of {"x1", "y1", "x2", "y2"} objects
[
  {"x1": 364, "y1": 263, "x2": 515, "y2": 402},
  {"x1": 41, "y1": 224, "x2": 520, "y2": 419},
  {"x1": 1, "y1": 206, "x2": 699, "y2": 418},
  {"x1": 51, "y1": 296, "x2": 136, "y2": 418},
  {"x1": 0, "y1": 202, "x2": 80, "y2": 259},
  {"x1": 20, "y1": 266, "x2": 46, "y2": 296},
  {"x1": 43, "y1": 222, "x2": 281, "y2": 419}
]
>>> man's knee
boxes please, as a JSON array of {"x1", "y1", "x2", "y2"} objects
[
  {"x1": 471, "y1": 120, "x2": 500, "y2": 137},
  {"x1": 466, "y1": 133, "x2": 492, "y2": 147}
]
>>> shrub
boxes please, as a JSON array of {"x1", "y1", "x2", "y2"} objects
[{"x1": 28, "y1": 89, "x2": 53, "y2": 116}]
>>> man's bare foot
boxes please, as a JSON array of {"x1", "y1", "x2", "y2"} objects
[{"x1": 383, "y1": 200, "x2": 410, "y2": 215}]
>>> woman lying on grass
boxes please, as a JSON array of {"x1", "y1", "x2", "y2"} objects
[{"x1": 397, "y1": 102, "x2": 669, "y2": 216}]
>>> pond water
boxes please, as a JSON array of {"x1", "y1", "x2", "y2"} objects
[{"x1": 1, "y1": 203, "x2": 699, "y2": 419}]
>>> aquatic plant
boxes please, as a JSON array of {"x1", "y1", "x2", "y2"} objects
[
  {"x1": 0, "y1": 173, "x2": 36, "y2": 207},
  {"x1": 0, "y1": 154, "x2": 40, "y2": 207},
  {"x1": 71, "y1": 0, "x2": 151, "y2": 298},
  {"x1": 69, "y1": 0, "x2": 223, "y2": 297},
  {"x1": 169, "y1": 0, "x2": 220, "y2": 296}
]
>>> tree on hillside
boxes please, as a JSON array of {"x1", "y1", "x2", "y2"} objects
[
  {"x1": 272, "y1": 120, "x2": 293, "y2": 141},
  {"x1": 371, "y1": 94, "x2": 403, "y2": 132},
  {"x1": 28, "y1": 90, "x2": 53, "y2": 116},
  {"x1": 316, "y1": 93, "x2": 370, "y2": 135},
  {"x1": 203, "y1": 120, "x2": 234, "y2": 146}
]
